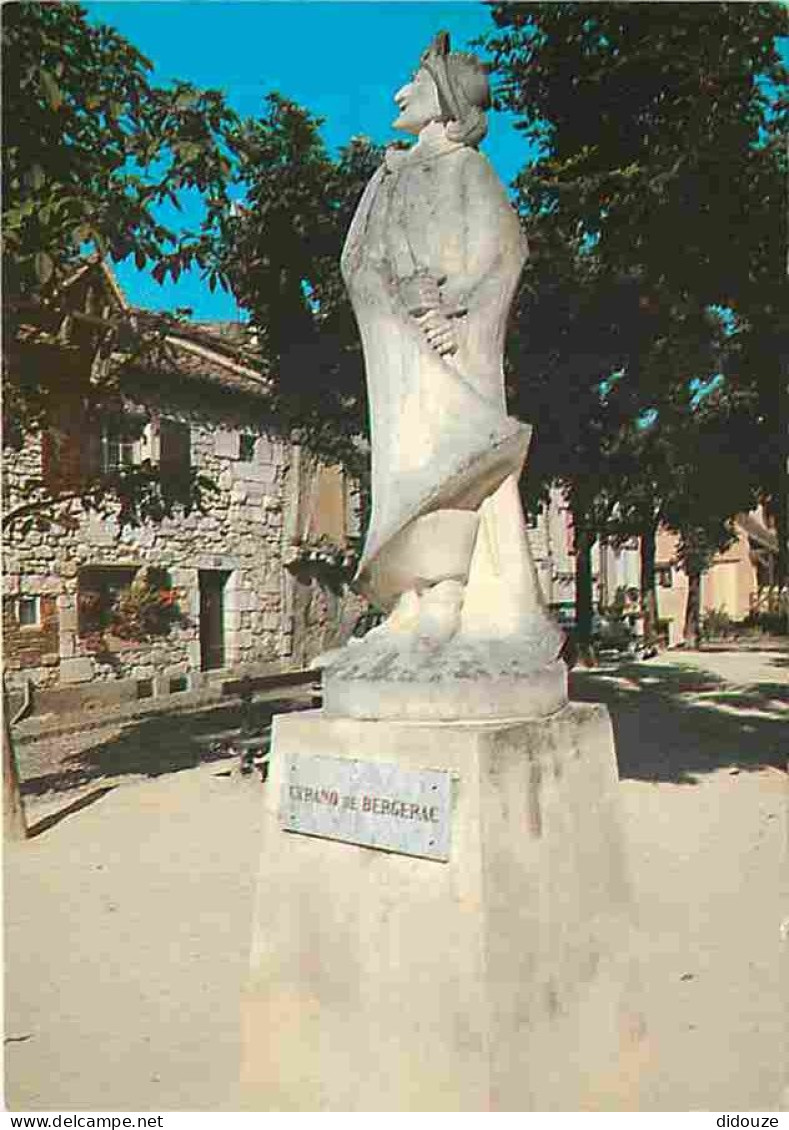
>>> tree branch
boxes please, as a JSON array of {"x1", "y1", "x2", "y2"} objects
[{"x1": 2, "y1": 491, "x2": 84, "y2": 531}]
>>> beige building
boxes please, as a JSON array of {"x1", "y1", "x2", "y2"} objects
[
  {"x1": 653, "y1": 510, "x2": 779, "y2": 644},
  {"x1": 528, "y1": 487, "x2": 779, "y2": 645}
]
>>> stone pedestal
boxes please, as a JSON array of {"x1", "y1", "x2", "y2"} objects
[{"x1": 240, "y1": 704, "x2": 644, "y2": 1111}]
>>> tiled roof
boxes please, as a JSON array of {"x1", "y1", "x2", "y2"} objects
[
  {"x1": 129, "y1": 310, "x2": 271, "y2": 398},
  {"x1": 11, "y1": 257, "x2": 273, "y2": 400},
  {"x1": 60, "y1": 256, "x2": 130, "y2": 311}
]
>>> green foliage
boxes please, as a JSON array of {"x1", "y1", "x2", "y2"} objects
[
  {"x1": 3, "y1": 455, "x2": 219, "y2": 537},
  {"x1": 484, "y1": 2, "x2": 787, "y2": 630},
  {"x1": 3, "y1": 4, "x2": 382, "y2": 510},
  {"x1": 2, "y1": 2, "x2": 239, "y2": 533},
  {"x1": 2, "y1": 1, "x2": 238, "y2": 303},
  {"x1": 112, "y1": 566, "x2": 187, "y2": 641},
  {"x1": 600, "y1": 586, "x2": 628, "y2": 624},
  {"x1": 486, "y1": 2, "x2": 787, "y2": 310},
  {"x1": 77, "y1": 564, "x2": 187, "y2": 644},
  {"x1": 218, "y1": 100, "x2": 383, "y2": 477},
  {"x1": 700, "y1": 606, "x2": 734, "y2": 640},
  {"x1": 745, "y1": 607, "x2": 789, "y2": 635},
  {"x1": 593, "y1": 616, "x2": 635, "y2": 654}
]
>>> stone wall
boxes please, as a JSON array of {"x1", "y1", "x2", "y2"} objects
[
  {"x1": 284, "y1": 451, "x2": 369, "y2": 667},
  {"x1": 289, "y1": 574, "x2": 368, "y2": 668},
  {"x1": 3, "y1": 436, "x2": 65, "y2": 690},
  {"x1": 3, "y1": 594, "x2": 60, "y2": 674},
  {"x1": 3, "y1": 363, "x2": 379, "y2": 705},
  {"x1": 2, "y1": 394, "x2": 293, "y2": 698}
]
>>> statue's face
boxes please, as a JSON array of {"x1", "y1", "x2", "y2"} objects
[{"x1": 393, "y1": 68, "x2": 442, "y2": 135}]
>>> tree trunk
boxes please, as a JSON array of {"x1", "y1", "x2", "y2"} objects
[
  {"x1": 574, "y1": 525, "x2": 595, "y2": 660},
  {"x1": 683, "y1": 568, "x2": 702, "y2": 648},
  {"x1": 640, "y1": 523, "x2": 659, "y2": 645},
  {"x1": 3, "y1": 683, "x2": 27, "y2": 841},
  {"x1": 777, "y1": 347, "x2": 788, "y2": 631}
]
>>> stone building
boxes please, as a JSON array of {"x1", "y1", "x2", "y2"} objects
[{"x1": 3, "y1": 260, "x2": 363, "y2": 712}]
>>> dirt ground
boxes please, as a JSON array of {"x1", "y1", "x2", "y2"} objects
[{"x1": 4, "y1": 647, "x2": 787, "y2": 1111}]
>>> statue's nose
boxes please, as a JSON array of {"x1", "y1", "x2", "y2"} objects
[{"x1": 394, "y1": 83, "x2": 411, "y2": 107}]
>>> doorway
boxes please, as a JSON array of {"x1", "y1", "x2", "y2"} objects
[{"x1": 199, "y1": 570, "x2": 228, "y2": 671}]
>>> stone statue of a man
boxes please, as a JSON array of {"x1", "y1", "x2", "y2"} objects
[{"x1": 327, "y1": 31, "x2": 566, "y2": 720}]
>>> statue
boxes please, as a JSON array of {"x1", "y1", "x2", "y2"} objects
[{"x1": 326, "y1": 31, "x2": 567, "y2": 720}]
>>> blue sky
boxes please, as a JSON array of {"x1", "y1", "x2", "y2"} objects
[{"x1": 84, "y1": 1, "x2": 531, "y2": 321}]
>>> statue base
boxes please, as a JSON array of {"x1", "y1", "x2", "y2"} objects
[
  {"x1": 322, "y1": 632, "x2": 568, "y2": 721},
  {"x1": 240, "y1": 705, "x2": 645, "y2": 1111}
]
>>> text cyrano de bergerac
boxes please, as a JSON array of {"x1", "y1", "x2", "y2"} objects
[{"x1": 288, "y1": 783, "x2": 439, "y2": 823}]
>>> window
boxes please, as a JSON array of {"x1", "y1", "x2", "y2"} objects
[
  {"x1": 100, "y1": 427, "x2": 136, "y2": 473},
  {"x1": 77, "y1": 566, "x2": 138, "y2": 636},
  {"x1": 45, "y1": 414, "x2": 144, "y2": 485},
  {"x1": 239, "y1": 433, "x2": 256, "y2": 462},
  {"x1": 42, "y1": 419, "x2": 101, "y2": 488},
  {"x1": 17, "y1": 596, "x2": 40, "y2": 627},
  {"x1": 656, "y1": 564, "x2": 673, "y2": 589},
  {"x1": 159, "y1": 419, "x2": 191, "y2": 498}
]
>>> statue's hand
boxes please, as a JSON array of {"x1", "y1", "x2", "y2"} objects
[
  {"x1": 398, "y1": 272, "x2": 461, "y2": 355},
  {"x1": 399, "y1": 271, "x2": 442, "y2": 317},
  {"x1": 415, "y1": 308, "x2": 458, "y2": 356}
]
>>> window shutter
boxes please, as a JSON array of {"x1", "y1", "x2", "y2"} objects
[
  {"x1": 83, "y1": 423, "x2": 101, "y2": 478},
  {"x1": 41, "y1": 431, "x2": 56, "y2": 487},
  {"x1": 41, "y1": 427, "x2": 82, "y2": 490},
  {"x1": 159, "y1": 419, "x2": 191, "y2": 500}
]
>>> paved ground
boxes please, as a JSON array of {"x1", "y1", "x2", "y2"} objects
[
  {"x1": 4, "y1": 647, "x2": 787, "y2": 1111},
  {"x1": 572, "y1": 648, "x2": 788, "y2": 1111}
]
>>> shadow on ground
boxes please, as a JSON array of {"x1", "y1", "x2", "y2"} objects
[
  {"x1": 25, "y1": 786, "x2": 117, "y2": 838},
  {"x1": 19, "y1": 658, "x2": 787, "y2": 795},
  {"x1": 20, "y1": 695, "x2": 312, "y2": 799},
  {"x1": 571, "y1": 660, "x2": 787, "y2": 784}
]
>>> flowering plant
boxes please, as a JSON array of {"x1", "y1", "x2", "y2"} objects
[
  {"x1": 111, "y1": 566, "x2": 186, "y2": 640},
  {"x1": 284, "y1": 537, "x2": 358, "y2": 587}
]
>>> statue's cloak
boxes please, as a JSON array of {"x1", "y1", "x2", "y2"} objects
[{"x1": 341, "y1": 134, "x2": 529, "y2": 607}]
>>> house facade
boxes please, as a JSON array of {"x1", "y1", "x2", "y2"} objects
[
  {"x1": 3, "y1": 262, "x2": 363, "y2": 712},
  {"x1": 527, "y1": 486, "x2": 779, "y2": 645},
  {"x1": 524, "y1": 486, "x2": 636, "y2": 617},
  {"x1": 651, "y1": 510, "x2": 780, "y2": 643}
]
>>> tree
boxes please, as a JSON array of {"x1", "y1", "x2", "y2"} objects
[
  {"x1": 2, "y1": 3, "x2": 241, "y2": 533},
  {"x1": 2, "y1": 1, "x2": 239, "y2": 837},
  {"x1": 2, "y1": 0, "x2": 238, "y2": 304},
  {"x1": 3, "y1": 690, "x2": 27, "y2": 842},
  {"x1": 507, "y1": 220, "x2": 640, "y2": 650},
  {"x1": 675, "y1": 526, "x2": 735, "y2": 648},
  {"x1": 664, "y1": 385, "x2": 763, "y2": 645},
  {"x1": 484, "y1": 2, "x2": 788, "y2": 630},
  {"x1": 485, "y1": 3, "x2": 786, "y2": 309},
  {"x1": 506, "y1": 209, "x2": 727, "y2": 648},
  {"x1": 216, "y1": 96, "x2": 382, "y2": 481}
]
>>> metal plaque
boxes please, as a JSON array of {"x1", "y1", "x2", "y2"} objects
[{"x1": 280, "y1": 753, "x2": 451, "y2": 861}]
